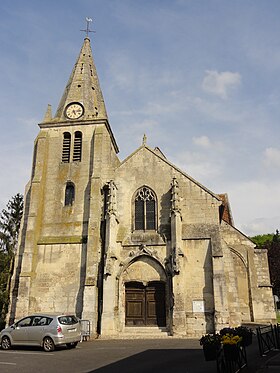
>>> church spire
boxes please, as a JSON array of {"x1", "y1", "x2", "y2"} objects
[{"x1": 54, "y1": 37, "x2": 108, "y2": 122}]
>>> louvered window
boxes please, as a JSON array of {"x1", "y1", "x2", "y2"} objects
[
  {"x1": 62, "y1": 132, "x2": 71, "y2": 163},
  {"x1": 73, "y1": 131, "x2": 82, "y2": 162},
  {"x1": 65, "y1": 182, "x2": 75, "y2": 206},
  {"x1": 134, "y1": 187, "x2": 156, "y2": 230}
]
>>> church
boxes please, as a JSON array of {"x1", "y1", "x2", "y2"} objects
[{"x1": 8, "y1": 36, "x2": 275, "y2": 338}]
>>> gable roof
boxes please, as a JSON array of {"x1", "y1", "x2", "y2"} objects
[
  {"x1": 153, "y1": 147, "x2": 167, "y2": 159},
  {"x1": 218, "y1": 193, "x2": 235, "y2": 226},
  {"x1": 221, "y1": 220, "x2": 255, "y2": 245},
  {"x1": 118, "y1": 144, "x2": 221, "y2": 202}
]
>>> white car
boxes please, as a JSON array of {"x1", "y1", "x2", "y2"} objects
[{"x1": 0, "y1": 314, "x2": 81, "y2": 352}]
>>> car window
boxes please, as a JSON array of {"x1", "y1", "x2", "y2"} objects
[
  {"x1": 58, "y1": 315, "x2": 79, "y2": 325},
  {"x1": 32, "y1": 316, "x2": 42, "y2": 326},
  {"x1": 17, "y1": 317, "x2": 32, "y2": 327},
  {"x1": 38, "y1": 317, "x2": 52, "y2": 326},
  {"x1": 31, "y1": 316, "x2": 53, "y2": 326}
]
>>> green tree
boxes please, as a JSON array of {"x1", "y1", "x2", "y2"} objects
[
  {"x1": 250, "y1": 233, "x2": 274, "y2": 247},
  {"x1": 0, "y1": 193, "x2": 23, "y2": 329},
  {"x1": 265, "y1": 230, "x2": 280, "y2": 298}
]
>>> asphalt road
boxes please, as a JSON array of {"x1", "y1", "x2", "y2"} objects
[
  {"x1": 0, "y1": 337, "x2": 276, "y2": 373},
  {"x1": 0, "y1": 338, "x2": 215, "y2": 373}
]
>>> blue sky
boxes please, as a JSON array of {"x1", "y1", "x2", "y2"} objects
[{"x1": 1, "y1": 0, "x2": 280, "y2": 236}]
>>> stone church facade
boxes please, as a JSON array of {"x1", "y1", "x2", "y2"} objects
[{"x1": 8, "y1": 37, "x2": 275, "y2": 337}]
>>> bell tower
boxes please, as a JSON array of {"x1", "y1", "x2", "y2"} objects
[{"x1": 8, "y1": 35, "x2": 120, "y2": 326}]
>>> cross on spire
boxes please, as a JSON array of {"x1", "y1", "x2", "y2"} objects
[{"x1": 80, "y1": 17, "x2": 95, "y2": 38}]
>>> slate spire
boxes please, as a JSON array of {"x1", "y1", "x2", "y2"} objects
[{"x1": 55, "y1": 37, "x2": 108, "y2": 121}]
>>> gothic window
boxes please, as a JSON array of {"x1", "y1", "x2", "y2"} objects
[
  {"x1": 134, "y1": 186, "x2": 156, "y2": 230},
  {"x1": 65, "y1": 182, "x2": 75, "y2": 206},
  {"x1": 73, "y1": 131, "x2": 82, "y2": 162},
  {"x1": 62, "y1": 132, "x2": 71, "y2": 163}
]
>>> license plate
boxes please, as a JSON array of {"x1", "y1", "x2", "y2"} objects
[{"x1": 68, "y1": 328, "x2": 76, "y2": 332}]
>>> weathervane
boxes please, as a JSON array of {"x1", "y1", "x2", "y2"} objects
[{"x1": 80, "y1": 17, "x2": 95, "y2": 37}]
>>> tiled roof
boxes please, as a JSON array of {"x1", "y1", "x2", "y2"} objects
[{"x1": 218, "y1": 193, "x2": 234, "y2": 226}]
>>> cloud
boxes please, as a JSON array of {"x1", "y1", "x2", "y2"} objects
[
  {"x1": 240, "y1": 217, "x2": 280, "y2": 237},
  {"x1": 202, "y1": 70, "x2": 241, "y2": 99},
  {"x1": 171, "y1": 150, "x2": 223, "y2": 183},
  {"x1": 192, "y1": 135, "x2": 211, "y2": 148},
  {"x1": 191, "y1": 136, "x2": 225, "y2": 154},
  {"x1": 116, "y1": 118, "x2": 164, "y2": 158},
  {"x1": 223, "y1": 180, "x2": 280, "y2": 236},
  {"x1": 263, "y1": 147, "x2": 280, "y2": 168}
]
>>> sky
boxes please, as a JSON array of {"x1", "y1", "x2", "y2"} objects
[{"x1": 0, "y1": 0, "x2": 280, "y2": 237}]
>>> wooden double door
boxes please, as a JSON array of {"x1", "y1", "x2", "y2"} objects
[{"x1": 125, "y1": 281, "x2": 166, "y2": 327}]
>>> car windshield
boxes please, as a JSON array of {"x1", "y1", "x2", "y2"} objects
[{"x1": 58, "y1": 315, "x2": 79, "y2": 325}]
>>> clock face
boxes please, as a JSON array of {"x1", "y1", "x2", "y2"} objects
[{"x1": 65, "y1": 103, "x2": 84, "y2": 119}]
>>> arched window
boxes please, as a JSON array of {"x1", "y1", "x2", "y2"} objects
[
  {"x1": 73, "y1": 131, "x2": 82, "y2": 162},
  {"x1": 134, "y1": 186, "x2": 156, "y2": 230},
  {"x1": 65, "y1": 182, "x2": 75, "y2": 206},
  {"x1": 62, "y1": 132, "x2": 71, "y2": 163}
]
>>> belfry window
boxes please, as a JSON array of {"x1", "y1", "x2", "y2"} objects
[
  {"x1": 65, "y1": 182, "x2": 75, "y2": 206},
  {"x1": 62, "y1": 132, "x2": 71, "y2": 163},
  {"x1": 73, "y1": 131, "x2": 82, "y2": 162},
  {"x1": 134, "y1": 186, "x2": 156, "y2": 230}
]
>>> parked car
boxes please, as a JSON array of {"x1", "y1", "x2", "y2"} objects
[{"x1": 0, "y1": 314, "x2": 81, "y2": 352}]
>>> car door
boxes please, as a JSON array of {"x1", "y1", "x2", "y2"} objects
[
  {"x1": 11, "y1": 316, "x2": 33, "y2": 344},
  {"x1": 26, "y1": 316, "x2": 46, "y2": 345}
]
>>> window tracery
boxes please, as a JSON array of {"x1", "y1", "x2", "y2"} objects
[{"x1": 134, "y1": 187, "x2": 156, "y2": 230}]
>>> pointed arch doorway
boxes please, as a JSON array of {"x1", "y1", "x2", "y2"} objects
[{"x1": 125, "y1": 281, "x2": 166, "y2": 327}]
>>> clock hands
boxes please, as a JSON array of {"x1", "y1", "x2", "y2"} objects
[{"x1": 65, "y1": 103, "x2": 84, "y2": 119}]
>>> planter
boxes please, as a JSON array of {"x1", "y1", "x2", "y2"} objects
[
  {"x1": 223, "y1": 344, "x2": 239, "y2": 361},
  {"x1": 234, "y1": 327, "x2": 253, "y2": 347},
  {"x1": 240, "y1": 333, "x2": 252, "y2": 347},
  {"x1": 203, "y1": 344, "x2": 220, "y2": 361}
]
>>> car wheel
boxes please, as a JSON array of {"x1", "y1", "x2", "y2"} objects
[
  {"x1": 43, "y1": 337, "x2": 55, "y2": 352},
  {"x1": 1, "y1": 336, "x2": 11, "y2": 350},
  {"x1": 66, "y1": 341, "x2": 78, "y2": 349}
]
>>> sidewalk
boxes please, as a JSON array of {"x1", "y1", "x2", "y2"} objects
[
  {"x1": 241, "y1": 322, "x2": 280, "y2": 372},
  {"x1": 256, "y1": 351, "x2": 280, "y2": 372},
  {"x1": 88, "y1": 334, "x2": 277, "y2": 373},
  {"x1": 231, "y1": 335, "x2": 277, "y2": 372}
]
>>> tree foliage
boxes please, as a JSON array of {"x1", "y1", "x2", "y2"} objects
[
  {"x1": 0, "y1": 193, "x2": 23, "y2": 255},
  {"x1": 251, "y1": 230, "x2": 280, "y2": 298},
  {"x1": 250, "y1": 233, "x2": 274, "y2": 247},
  {"x1": 0, "y1": 193, "x2": 23, "y2": 329}
]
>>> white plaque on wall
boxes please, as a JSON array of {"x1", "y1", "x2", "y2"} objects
[{"x1": 192, "y1": 300, "x2": 205, "y2": 312}]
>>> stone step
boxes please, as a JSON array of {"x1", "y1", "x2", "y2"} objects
[{"x1": 121, "y1": 326, "x2": 171, "y2": 338}]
